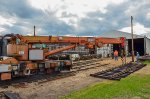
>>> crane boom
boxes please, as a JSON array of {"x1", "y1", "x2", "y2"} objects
[
  {"x1": 7, "y1": 34, "x2": 125, "y2": 57},
  {"x1": 44, "y1": 45, "x2": 76, "y2": 57},
  {"x1": 96, "y1": 38, "x2": 123, "y2": 44}
]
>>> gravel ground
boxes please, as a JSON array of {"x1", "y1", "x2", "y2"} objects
[{"x1": 0, "y1": 57, "x2": 132, "y2": 99}]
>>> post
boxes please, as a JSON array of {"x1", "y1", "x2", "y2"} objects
[
  {"x1": 131, "y1": 16, "x2": 134, "y2": 62},
  {"x1": 34, "y1": 26, "x2": 36, "y2": 36},
  {"x1": 124, "y1": 38, "x2": 127, "y2": 64},
  {"x1": 144, "y1": 35, "x2": 146, "y2": 56}
]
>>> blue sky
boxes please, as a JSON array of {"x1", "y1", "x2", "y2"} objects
[{"x1": 0, "y1": 0, "x2": 150, "y2": 36}]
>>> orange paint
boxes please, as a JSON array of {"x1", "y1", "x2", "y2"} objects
[
  {"x1": 0, "y1": 57, "x2": 18, "y2": 64},
  {"x1": 7, "y1": 44, "x2": 28, "y2": 60},
  {"x1": 27, "y1": 63, "x2": 37, "y2": 70},
  {"x1": 1, "y1": 73, "x2": 11, "y2": 80}
]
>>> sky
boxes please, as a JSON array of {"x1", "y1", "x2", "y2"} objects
[{"x1": 0, "y1": 0, "x2": 150, "y2": 36}]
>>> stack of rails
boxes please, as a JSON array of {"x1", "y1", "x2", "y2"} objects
[{"x1": 90, "y1": 63, "x2": 146, "y2": 80}]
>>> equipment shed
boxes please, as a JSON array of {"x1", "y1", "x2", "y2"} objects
[{"x1": 98, "y1": 30, "x2": 150, "y2": 56}]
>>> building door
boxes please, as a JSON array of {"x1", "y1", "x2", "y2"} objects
[{"x1": 128, "y1": 38, "x2": 144, "y2": 56}]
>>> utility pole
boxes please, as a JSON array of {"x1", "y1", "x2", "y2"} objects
[
  {"x1": 34, "y1": 26, "x2": 36, "y2": 36},
  {"x1": 131, "y1": 16, "x2": 134, "y2": 62},
  {"x1": 144, "y1": 35, "x2": 146, "y2": 56}
]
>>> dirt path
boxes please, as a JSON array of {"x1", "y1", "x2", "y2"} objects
[
  {"x1": 134, "y1": 64, "x2": 150, "y2": 75},
  {"x1": 0, "y1": 57, "x2": 132, "y2": 99}
]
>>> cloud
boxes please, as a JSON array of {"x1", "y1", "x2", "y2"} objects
[
  {"x1": 0, "y1": 0, "x2": 42, "y2": 19},
  {"x1": 0, "y1": 0, "x2": 74, "y2": 35},
  {"x1": 0, "y1": 27, "x2": 6, "y2": 33},
  {"x1": 0, "y1": 0, "x2": 150, "y2": 36},
  {"x1": 120, "y1": 23, "x2": 150, "y2": 34},
  {"x1": 81, "y1": 0, "x2": 150, "y2": 35}
]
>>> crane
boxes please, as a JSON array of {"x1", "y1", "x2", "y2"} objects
[{"x1": 0, "y1": 34, "x2": 125, "y2": 80}]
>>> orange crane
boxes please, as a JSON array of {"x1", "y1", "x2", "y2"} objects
[{"x1": 0, "y1": 34, "x2": 125, "y2": 80}]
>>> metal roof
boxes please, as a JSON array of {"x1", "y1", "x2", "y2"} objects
[
  {"x1": 99, "y1": 30, "x2": 144, "y2": 39},
  {"x1": 141, "y1": 33, "x2": 150, "y2": 39}
]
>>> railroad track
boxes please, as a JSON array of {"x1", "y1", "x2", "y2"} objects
[
  {"x1": 71, "y1": 62, "x2": 109, "y2": 72},
  {"x1": 72, "y1": 58, "x2": 110, "y2": 72},
  {"x1": 0, "y1": 58, "x2": 106, "y2": 88},
  {"x1": 72, "y1": 58, "x2": 102, "y2": 66},
  {"x1": 0, "y1": 72, "x2": 75, "y2": 88},
  {"x1": 90, "y1": 62, "x2": 146, "y2": 80},
  {"x1": 72, "y1": 58, "x2": 103, "y2": 69}
]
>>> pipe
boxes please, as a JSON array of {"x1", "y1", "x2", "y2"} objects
[{"x1": 2, "y1": 33, "x2": 15, "y2": 56}]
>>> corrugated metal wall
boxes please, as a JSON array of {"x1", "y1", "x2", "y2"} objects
[
  {"x1": 96, "y1": 44, "x2": 112, "y2": 57},
  {"x1": 146, "y1": 38, "x2": 150, "y2": 55}
]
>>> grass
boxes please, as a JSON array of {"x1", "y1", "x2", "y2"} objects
[
  {"x1": 143, "y1": 61, "x2": 150, "y2": 65},
  {"x1": 62, "y1": 74, "x2": 150, "y2": 99}
]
